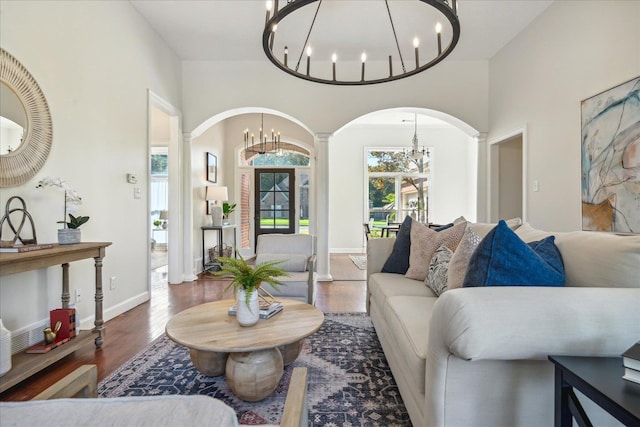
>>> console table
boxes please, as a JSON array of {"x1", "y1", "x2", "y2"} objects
[
  {"x1": 0, "y1": 242, "x2": 111, "y2": 393},
  {"x1": 548, "y1": 355, "x2": 640, "y2": 427},
  {"x1": 201, "y1": 225, "x2": 236, "y2": 273}
]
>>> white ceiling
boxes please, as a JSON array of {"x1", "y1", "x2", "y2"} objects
[
  {"x1": 133, "y1": 0, "x2": 553, "y2": 129},
  {"x1": 130, "y1": 0, "x2": 553, "y2": 62}
]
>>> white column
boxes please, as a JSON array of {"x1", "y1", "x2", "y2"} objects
[
  {"x1": 182, "y1": 132, "x2": 197, "y2": 282},
  {"x1": 475, "y1": 132, "x2": 489, "y2": 223},
  {"x1": 168, "y1": 117, "x2": 183, "y2": 285},
  {"x1": 314, "y1": 132, "x2": 333, "y2": 281}
]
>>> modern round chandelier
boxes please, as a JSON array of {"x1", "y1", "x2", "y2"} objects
[{"x1": 262, "y1": 0, "x2": 460, "y2": 86}]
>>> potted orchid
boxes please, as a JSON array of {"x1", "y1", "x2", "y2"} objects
[{"x1": 37, "y1": 176, "x2": 90, "y2": 245}]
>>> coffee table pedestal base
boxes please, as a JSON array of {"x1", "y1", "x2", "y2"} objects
[
  {"x1": 226, "y1": 348, "x2": 284, "y2": 402},
  {"x1": 189, "y1": 349, "x2": 228, "y2": 377}
]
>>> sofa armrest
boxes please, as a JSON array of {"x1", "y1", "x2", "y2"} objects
[
  {"x1": 280, "y1": 367, "x2": 308, "y2": 427},
  {"x1": 306, "y1": 255, "x2": 317, "y2": 305},
  {"x1": 32, "y1": 365, "x2": 98, "y2": 400},
  {"x1": 366, "y1": 238, "x2": 395, "y2": 277},
  {"x1": 430, "y1": 287, "x2": 640, "y2": 361}
]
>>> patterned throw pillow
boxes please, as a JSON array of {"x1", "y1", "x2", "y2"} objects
[
  {"x1": 406, "y1": 220, "x2": 466, "y2": 281},
  {"x1": 425, "y1": 245, "x2": 453, "y2": 296},
  {"x1": 462, "y1": 220, "x2": 565, "y2": 287},
  {"x1": 446, "y1": 227, "x2": 482, "y2": 291}
]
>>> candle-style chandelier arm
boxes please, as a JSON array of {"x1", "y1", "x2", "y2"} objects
[
  {"x1": 243, "y1": 113, "x2": 283, "y2": 156},
  {"x1": 262, "y1": 0, "x2": 460, "y2": 86}
]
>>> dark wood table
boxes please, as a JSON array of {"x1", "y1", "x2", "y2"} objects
[{"x1": 548, "y1": 355, "x2": 640, "y2": 427}]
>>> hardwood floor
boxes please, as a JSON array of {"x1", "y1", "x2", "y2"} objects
[{"x1": 0, "y1": 254, "x2": 367, "y2": 401}]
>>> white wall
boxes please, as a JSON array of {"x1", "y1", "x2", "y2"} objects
[
  {"x1": 182, "y1": 60, "x2": 489, "y2": 134},
  {"x1": 488, "y1": 1, "x2": 640, "y2": 231},
  {"x1": 329, "y1": 123, "x2": 475, "y2": 252},
  {"x1": 0, "y1": 1, "x2": 181, "y2": 341}
]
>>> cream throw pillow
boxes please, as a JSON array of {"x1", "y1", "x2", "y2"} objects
[
  {"x1": 406, "y1": 220, "x2": 466, "y2": 281},
  {"x1": 446, "y1": 227, "x2": 482, "y2": 291}
]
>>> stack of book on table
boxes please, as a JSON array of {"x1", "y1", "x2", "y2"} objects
[
  {"x1": 228, "y1": 300, "x2": 283, "y2": 319},
  {"x1": 622, "y1": 341, "x2": 640, "y2": 384}
]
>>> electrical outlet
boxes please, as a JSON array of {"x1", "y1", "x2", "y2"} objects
[
  {"x1": 75, "y1": 289, "x2": 81, "y2": 303},
  {"x1": 110, "y1": 276, "x2": 117, "y2": 290}
]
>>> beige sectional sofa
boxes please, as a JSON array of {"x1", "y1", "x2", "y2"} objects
[{"x1": 367, "y1": 222, "x2": 640, "y2": 427}]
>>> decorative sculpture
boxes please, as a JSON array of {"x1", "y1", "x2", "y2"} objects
[{"x1": 0, "y1": 196, "x2": 38, "y2": 247}]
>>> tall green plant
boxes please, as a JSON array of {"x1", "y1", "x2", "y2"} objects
[{"x1": 214, "y1": 254, "x2": 288, "y2": 308}]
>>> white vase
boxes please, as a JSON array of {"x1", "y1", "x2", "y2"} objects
[
  {"x1": 0, "y1": 318, "x2": 12, "y2": 377},
  {"x1": 236, "y1": 289, "x2": 259, "y2": 327},
  {"x1": 58, "y1": 228, "x2": 81, "y2": 245}
]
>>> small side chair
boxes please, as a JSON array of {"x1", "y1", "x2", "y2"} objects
[{"x1": 255, "y1": 233, "x2": 317, "y2": 305}]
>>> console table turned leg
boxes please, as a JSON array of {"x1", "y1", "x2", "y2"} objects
[
  {"x1": 93, "y1": 256, "x2": 104, "y2": 348},
  {"x1": 61, "y1": 263, "x2": 70, "y2": 308}
]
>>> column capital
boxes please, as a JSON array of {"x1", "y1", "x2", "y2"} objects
[
  {"x1": 475, "y1": 132, "x2": 488, "y2": 144},
  {"x1": 183, "y1": 132, "x2": 193, "y2": 144},
  {"x1": 314, "y1": 132, "x2": 333, "y2": 143}
]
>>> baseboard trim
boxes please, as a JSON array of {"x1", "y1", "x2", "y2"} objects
[
  {"x1": 330, "y1": 248, "x2": 366, "y2": 254},
  {"x1": 102, "y1": 292, "x2": 150, "y2": 323}
]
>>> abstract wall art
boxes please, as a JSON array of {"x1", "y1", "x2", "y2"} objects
[{"x1": 581, "y1": 76, "x2": 640, "y2": 233}]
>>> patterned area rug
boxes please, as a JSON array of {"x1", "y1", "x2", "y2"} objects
[
  {"x1": 99, "y1": 313, "x2": 410, "y2": 426},
  {"x1": 348, "y1": 255, "x2": 367, "y2": 270}
]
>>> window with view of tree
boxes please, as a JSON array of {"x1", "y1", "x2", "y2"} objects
[{"x1": 367, "y1": 149, "x2": 431, "y2": 229}]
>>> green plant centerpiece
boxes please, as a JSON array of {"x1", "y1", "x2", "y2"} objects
[
  {"x1": 215, "y1": 254, "x2": 287, "y2": 307},
  {"x1": 215, "y1": 254, "x2": 288, "y2": 326},
  {"x1": 153, "y1": 220, "x2": 162, "y2": 228},
  {"x1": 222, "y1": 202, "x2": 236, "y2": 220}
]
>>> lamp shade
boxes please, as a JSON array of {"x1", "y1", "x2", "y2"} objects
[
  {"x1": 159, "y1": 210, "x2": 168, "y2": 220},
  {"x1": 206, "y1": 186, "x2": 228, "y2": 202}
]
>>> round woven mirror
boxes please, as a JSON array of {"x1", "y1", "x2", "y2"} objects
[{"x1": 0, "y1": 48, "x2": 52, "y2": 187}]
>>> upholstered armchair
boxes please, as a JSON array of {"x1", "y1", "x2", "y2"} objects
[{"x1": 255, "y1": 234, "x2": 317, "y2": 305}]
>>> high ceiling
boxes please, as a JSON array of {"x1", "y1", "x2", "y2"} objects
[
  {"x1": 133, "y1": 0, "x2": 554, "y2": 129},
  {"x1": 130, "y1": 1, "x2": 553, "y2": 62}
]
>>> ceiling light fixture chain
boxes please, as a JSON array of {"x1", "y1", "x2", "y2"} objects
[
  {"x1": 294, "y1": 0, "x2": 323, "y2": 73},
  {"x1": 263, "y1": 0, "x2": 460, "y2": 85},
  {"x1": 385, "y1": 0, "x2": 406, "y2": 74}
]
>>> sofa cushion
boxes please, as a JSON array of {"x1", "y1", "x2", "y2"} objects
[
  {"x1": 381, "y1": 215, "x2": 413, "y2": 274},
  {"x1": 369, "y1": 272, "x2": 434, "y2": 312},
  {"x1": 406, "y1": 221, "x2": 466, "y2": 281},
  {"x1": 385, "y1": 296, "x2": 437, "y2": 394},
  {"x1": 255, "y1": 253, "x2": 307, "y2": 272},
  {"x1": 447, "y1": 227, "x2": 482, "y2": 292},
  {"x1": 467, "y1": 217, "x2": 522, "y2": 238},
  {"x1": 425, "y1": 245, "x2": 452, "y2": 296},
  {"x1": 463, "y1": 220, "x2": 565, "y2": 287},
  {"x1": 0, "y1": 395, "x2": 239, "y2": 427},
  {"x1": 516, "y1": 223, "x2": 640, "y2": 288},
  {"x1": 260, "y1": 272, "x2": 313, "y2": 300}
]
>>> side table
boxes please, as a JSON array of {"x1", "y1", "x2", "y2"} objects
[
  {"x1": 548, "y1": 355, "x2": 640, "y2": 427},
  {"x1": 201, "y1": 224, "x2": 236, "y2": 272}
]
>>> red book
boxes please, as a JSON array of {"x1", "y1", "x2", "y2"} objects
[
  {"x1": 25, "y1": 337, "x2": 70, "y2": 354},
  {"x1": 50, "y1": 308, "x2": 76, "y2": 340}
]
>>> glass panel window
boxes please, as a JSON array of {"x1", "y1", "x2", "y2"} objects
[
  {"x1": 299, "y1": 172, "x2": 310, "y2": 234},
  {"x1": 367, "y1": 148, "x2": 432, "y2": 227}
]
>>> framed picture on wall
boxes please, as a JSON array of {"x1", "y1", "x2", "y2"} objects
[
  {"x1": 206, "y1": 152, "x2": 217, "y2": 183},
  {"x1": 581, "y1": 76, "x2": 639, "y2": 233}
]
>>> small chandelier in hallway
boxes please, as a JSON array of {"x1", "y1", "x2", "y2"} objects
[
  {"x1": 405, "y1": 114, "x2": 430, "y2": 161},
  {"x1": 243, "y1": 113, "x2": 283, "y2": 156}
]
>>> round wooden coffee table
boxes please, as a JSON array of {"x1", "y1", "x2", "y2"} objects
[{"x1": 165, "y1": 298, "x2": 324, "y2": 401}]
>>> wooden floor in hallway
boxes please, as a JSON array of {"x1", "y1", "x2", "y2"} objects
[{"x1": 0, "y1": 253, "x2": 368, "y2": 401}]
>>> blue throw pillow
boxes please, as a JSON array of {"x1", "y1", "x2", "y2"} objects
[
  {"x1": 462, "y1": 220, "x2": 565, "y2": 287},
  {"x1": 381, "y1": 215, "x2": 413, "y2": 274}
]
